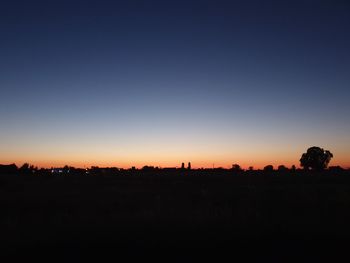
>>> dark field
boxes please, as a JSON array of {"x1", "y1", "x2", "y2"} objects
[{"x1": 1, "y1": 174, "x2": 350, "y2": 261}]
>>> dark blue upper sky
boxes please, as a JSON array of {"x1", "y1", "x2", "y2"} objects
[{"x1": 1, "y1": 0, "x2": 350, "y2": 168}]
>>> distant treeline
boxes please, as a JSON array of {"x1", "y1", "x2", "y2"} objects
[{"x1": 0, "y1": 163, "x2": 348, "y2": 177}]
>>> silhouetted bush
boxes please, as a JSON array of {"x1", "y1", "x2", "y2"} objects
[{"x1": 0, "y1": 164, "x2": 17, "y2": 175}]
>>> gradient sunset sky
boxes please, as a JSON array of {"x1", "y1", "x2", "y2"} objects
[{"x1": 1, "y1": 0, "x2": 349, "y2": 169}]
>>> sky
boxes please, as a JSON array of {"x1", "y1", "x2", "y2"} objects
[{"x1": 0, "y1": 0, "x2": 349, "y2": 169}]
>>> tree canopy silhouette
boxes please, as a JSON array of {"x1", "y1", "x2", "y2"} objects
[{"x1": 300, "y1": 146, "x2": 333, "y2": 170}]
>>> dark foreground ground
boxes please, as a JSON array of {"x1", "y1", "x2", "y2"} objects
[{"x1": 1, "y1": 174, "x2": 350, "y2": 262}]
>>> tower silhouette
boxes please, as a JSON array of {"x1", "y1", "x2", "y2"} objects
[{"x1": 181, "y1": 162, "x2": 185, "y2": 169}]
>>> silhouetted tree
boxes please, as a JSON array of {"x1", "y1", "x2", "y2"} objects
[
  {"x1": 142, "y1": 166, "x2": 155, "y2": 171},
  {"x1": 20, "y1": 163, "x2": 30, "y2": 170},
  {"x1": 263, "y1": 165, "x2": 274, "y2": 172},
  {"x1": 19, "y1": 163, "x2": 35, "y2": 175},
  {"x1": 300, "y1": 146, "x2": 333, "y2": 170},
  {"x1": 232, "y1": 164, "x2": 242, "y2": 172},
  {"x1": 277, "y1": 165, "x2": 288, "y2": 172}
]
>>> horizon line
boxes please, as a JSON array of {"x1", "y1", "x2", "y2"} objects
[{"x1": 2, "y1": 162, "x2": 350, "y2": 170}]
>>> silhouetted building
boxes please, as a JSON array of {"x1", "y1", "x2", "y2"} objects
[{"x1": 188, "y1": 162, "x2": 191, "y2": 170}]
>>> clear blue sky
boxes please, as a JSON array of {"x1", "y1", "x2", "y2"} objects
[{"x1": 1, "y1": 0, "x2": 349, "y2": 168}]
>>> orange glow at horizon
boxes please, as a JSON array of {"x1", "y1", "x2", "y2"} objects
[
  {"x1": 1, "y1": 131, "x2": 349, "y2": 170},
  {"x1": 1, "y1": 157, "x2": 349, "y2": 170}
]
